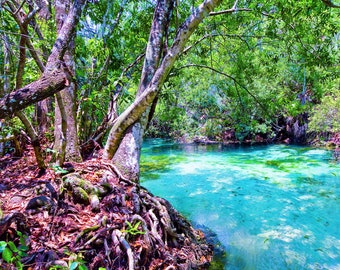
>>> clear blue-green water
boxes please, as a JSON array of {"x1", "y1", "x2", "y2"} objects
[{"x1": 140, "y1": 139, "x2": 340, "y2": 270}]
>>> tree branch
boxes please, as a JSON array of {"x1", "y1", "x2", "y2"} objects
[
  {"x1": 0, "y1": 0, "x2": 85, "y2": 118},
  {"x1": 45, "y1": 0, "x2": 85, "y2": 69},
  {"x1": 0, "y1": 67, "x2": 72, "y2": 118},
  {"x1": 209, "y1": 7, "x2": 251, "y2": 16},
  {"x1": 176, "y1": 64, "x2": 271, "y2": 117},
  {"x1": 103, "y1": 0, "x2": 223, "y2": 159},
  {"x1": 321, "y1": 0, "x2": 340, "y2": 8},
  {"x1": 209, "y1": 0, "x2": 250, "y2": 16}
]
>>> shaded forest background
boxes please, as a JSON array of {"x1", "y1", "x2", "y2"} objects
[{"x1": 0, "y1": 0, "x2": 339, "y2": 172}]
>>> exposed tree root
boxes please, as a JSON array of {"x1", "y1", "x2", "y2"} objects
[{"x1": 0, "y1": 158, "x2": 213, "y2": 269}]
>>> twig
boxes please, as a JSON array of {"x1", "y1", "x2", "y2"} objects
[
  {"x1": 74, "y1": 227, "x2": 109, "y2": 251},
  {"x1": 209, "y1": 0, "x2": 251, "y2": 15},
  {"x1": 102, "y1": 161, "x2": 131, "y2": 183},
  {"x1": 13, "y1": 0, "x2": 26, "y2": 16},
  {"x1": 115, "y1": 229, "x2": 135, "y2": 270},
  {"x1": 103, "y1": 238, "x2": 112, "y2": 265},
  {"x1": 75, "y1": 224, "x2": 100, "y2": 243},
  {"x1": 176, "y1": 64, "x2": 271, "y2": 118},
  {"x1": 210, "y1": 7, "x2": 251, "y2": 16}
]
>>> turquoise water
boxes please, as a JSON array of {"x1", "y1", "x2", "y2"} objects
[{"x1": 140, "y1": 139, "x2": 340, "y2": 270}]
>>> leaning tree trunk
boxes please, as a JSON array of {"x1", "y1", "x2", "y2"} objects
[
  {"x1": 0, "y1": 36, "x2": 11, "y2": 156},
  {"x1": 53, "y1": 0, "x2": 82, "y2": 163},
  {"x1": 4, "y1": 3, "x2": 47, "y2": 169},
  {"x1": 103, "y1": 0, "x2": 223, "y2": 181},
  {"x1": 110, "y1": 0, "x2": 175, "y2": 181},
  {"x1": 0, "y1": 0, "x2": 85, "y2": 118}
]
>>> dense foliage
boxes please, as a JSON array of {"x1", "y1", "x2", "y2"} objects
[
  {"x1": 147, "y1": 1, "x2": 340, "y2": 141},
  {"x1": 0, "y1": 0, "x2": 339, "y2": 152}
]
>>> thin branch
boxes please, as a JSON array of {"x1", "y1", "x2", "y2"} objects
[
  {"x1": 321, "y1": 0, "x2": 340, "y2": 8},
  {"x1": 13, "y1": 0, "x2": 26, "y2": 15},
  {"x1": 210, "y1": 7, "x2": 251, "y2": 16},
  {"x1": 88, "y1": 52, "x2": 145, "y2": 142},
  {"x1": 24, "y1": 6, "x2": 41, "y2": 24},
  {"x1": 95, "y1": 55, "x2": 111, "y2": 80},
  {"x1": 176, "y1": 64, "x2": 271, "y2": 117},
  {"x1": 0, "y1": 135, "x2": 15, "y2": 142},
  {"x1": 3, "y1": 1, "x2": 46, "y2": 71},
  {"x1": 0, "y1": 29, "x2": 30, "y2": 38},
  {"x1": 122, "y1": 52, "x2": 145, "y2": 75},
  {"x1": 106, "y1": 0, "x2": 127, "y2": 39},
  {"x1": 232, "y1": 0, "x2": 239, "y2": 10},
  {"x1": 182, "y1": 33, "x2": 217, "y2": 54}
]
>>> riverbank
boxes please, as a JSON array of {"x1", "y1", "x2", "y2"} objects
[
  {"x1": 0, "y1": 148, "x2": 213, "y2": 269},
  {"x1": 173, "y1": 130, "x2": 340, "y2": 162}
]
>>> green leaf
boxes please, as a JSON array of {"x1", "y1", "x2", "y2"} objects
[
  {"x1": 0, "y1": 241, "x2": 7, "y2": 253},
  {"x1": 15, "y1": 260, "x2": 24, "y2": 270},
  {"x1": 78, "y1": 265, "x2": 88, "y2": 270},
  {"x1": 2, "y1": 247, "x2": 13, "y2": 263},
  {"x1": 69, "y1": 262, "x2": 79, "y2": 270},
  {"x1": 19, "y1": 245, "x2": 29, "y2": 252},
  {"x1": 18, "y1": 250, "x2": 28, "y2": 257},
  {"x1": 8, "y1": 241, "x2": 18, "y2": 252}
]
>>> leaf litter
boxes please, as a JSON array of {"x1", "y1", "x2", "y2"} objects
[{"x1": 0, "y1": 148, "x2": 213, "y2": 269}]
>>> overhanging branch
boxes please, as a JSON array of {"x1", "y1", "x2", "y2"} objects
[
  {"x1": 209, "y1": 0, "x2": 251, "y2": 15},
  {"x1": 0, "y1": 67, "x2": 72, "y2": 118},
  {"x1": 176, "y1": 64, "x2": 271, "y2": 117},
  {"x1": 209, "y1": 7, "x2": 251, "y2": 16},
  {"x1": 321, "y1": 0, "x2": 340, "y2": 8}
]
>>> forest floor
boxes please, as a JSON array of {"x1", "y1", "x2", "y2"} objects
[{"x1": 0, "y1": 147, "x2": 213, "y2": 269}]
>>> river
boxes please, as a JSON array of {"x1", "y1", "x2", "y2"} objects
[{"x1": 140, "y1": 139, "x2": 340, "y2": 270}]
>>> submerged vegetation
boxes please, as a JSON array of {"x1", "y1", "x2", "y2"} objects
[
  {"x1": 140, "y1": 141, "x2": 340, "y2": 269},
  {"x1": 140, "y1": 155, "x2": 187, "y2": 179}
]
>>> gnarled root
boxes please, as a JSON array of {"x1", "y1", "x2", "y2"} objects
[
  {"x1": 69, "y1": 171, "x2": 213, "y2": 269},
  {"x1": 0, "y1": 212, "x2": 28, "y2": 238}
]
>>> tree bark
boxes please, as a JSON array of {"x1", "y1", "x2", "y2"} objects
[
  {"x1": 110, "y1": 0, "x2": 175, "y2": 181},
  {"x1": 0, "y1": 36, "x2": 11, "y2": 155},
  {"x1": 53, "y1": 0, "x2": 82, "y2": 163},
  {"x1": 55, "y1": 92, "x2": 67, "y2": 166},
  {"x1": 103, "y1": 0, "x2": 223, "y2": 181},
  {"x1": 15, "y1": 111, "x2": 46, "y2": 169},
  {"x1": 0, "y1": 68, "x2": 72, "y2": 119},
  {"x1": 0, "y1": 0, "x2": 85, "y2": 118}
]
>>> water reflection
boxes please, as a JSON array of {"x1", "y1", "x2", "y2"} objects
[{"x1": 141, "y1": 140, "x2": 340, "y2": 270}]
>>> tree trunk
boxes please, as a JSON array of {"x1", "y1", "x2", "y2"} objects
[
  {"x1": 104, "y1": 0, "x2": 222, "y2": 181},
  {"x1": 0, "y1": 0, "x2": 84, "y2": 118},
  {"x1": 36, "y1": 99, "x2": 51, "y2": 135},
  {"x1": 53, "y1": 0, "x2": 82, "y2": 163},
  {"x1": 0, "y1": 68, "x2": 72, "y2": 119},
  {"x1": 15, "y1": 111, "x2": 46, "y2": 169},
  {"x1": 110, "y1": 0, "x2": 175, "y2": 181},
  {"x1": 54, "y1": 92, "x2": 67, "y2": 166},
  {"x1": 0, "y1": 36, "x2": 11, "y2": 156}
]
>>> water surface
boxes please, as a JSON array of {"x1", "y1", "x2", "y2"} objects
[{"x1": 140, "y1": 139, "x2": 340, "y2": 270}]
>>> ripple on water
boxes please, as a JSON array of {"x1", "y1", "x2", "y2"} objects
[{"x1": 141, "y1": 140, "x2": 340, "y2": 270}]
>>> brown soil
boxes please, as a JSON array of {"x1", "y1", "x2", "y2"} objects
[{"x1": 0, "y1": 148, "x2": 213, "y2": 269}]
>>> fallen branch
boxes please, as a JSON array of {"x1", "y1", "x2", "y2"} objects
[
  {"x1": 0, "y1": 212, "x2": 27, "y2": 237},
  {"x1": 115, "y1": 229, "x2": 135, "y2": 270}
]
